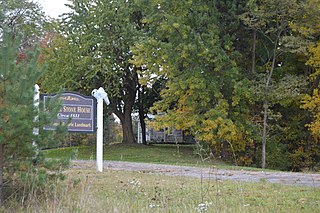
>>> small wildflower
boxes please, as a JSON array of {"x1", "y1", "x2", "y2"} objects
[
  {"x1": 149, "y1": 203, "x2": 159, "y2": 208},
  {"x1": 149, "y1": 203, "x2": 155, "y2": 208},
  {"x1": 128, "y1": 179, "x2": 141, "y2": 188},
  {"x1": 196, "y1": 201, "x2": 212, "y2": 213}
]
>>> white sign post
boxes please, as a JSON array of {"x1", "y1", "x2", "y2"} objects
[
  {"x1": 33, "y1": 84, "x2": 40, "y2": 155},
  {"x1": 91, "y1": 87, "x2": 110, "y2": 172},
  {"x1": 33, "y1": 84, "x2": 40, "y2": 137}
]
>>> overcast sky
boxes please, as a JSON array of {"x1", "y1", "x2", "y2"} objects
[{"x1": 36, "y1": 0, "x2": 71, "y2": 19}]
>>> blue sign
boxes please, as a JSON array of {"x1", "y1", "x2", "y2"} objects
[{"x1": 42, "y1": 92, "x2": 96, "y2": 133}]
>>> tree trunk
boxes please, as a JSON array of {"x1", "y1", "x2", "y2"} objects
[
  {"x1": 261, "y1": 100, "x2": 268, "y2": 169},
  {"x1": 252, "y1": 29, "x2": 257, "y2": 74},
  {"x1": 0, "y1": 143, "x2": 4, "y2": 206},
  {"x1": 110, "y1": 68, "x2": 138, "y2": 144},
  {"x1": 138, "y1": 107, "x2": 147, "y2": 145},
  {"x1": 121, "y1": 113, "x2": 135, "y2": 144},
  {"x1": 138, "y1": 85, "x2": 147, "y2": 145},
  {"x1": 261, "y1": 42, "x2": 278, "y2": 169}
]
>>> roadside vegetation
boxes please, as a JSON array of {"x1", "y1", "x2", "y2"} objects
[{"x1": 6, "y1": 169, "x2": 320, "y2": 212}]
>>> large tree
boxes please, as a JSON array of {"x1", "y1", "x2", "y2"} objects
[
  {"x1": 297, "y1": 0, "x2": 320, "y2": 170},
  {"x1": 132, "y1": 0, "x2": 255, "y2": 163},
  {"x1": 240, "y1": 0, "x2": 307, "y2": 168},
  {"x1": 42, "y1": 0, "x2": 148, "y2": 143},
  {"x1": 0, "y1": 0, "x2": 47, "y2": 49}
]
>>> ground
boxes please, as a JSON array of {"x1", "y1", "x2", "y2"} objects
[{"x1": 72, "y1": 160, "x2": 320, "y2": 187}]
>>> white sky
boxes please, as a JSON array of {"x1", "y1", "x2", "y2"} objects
[{"x1": 35, "y1": 0, "x2": 71, "y2": 19}]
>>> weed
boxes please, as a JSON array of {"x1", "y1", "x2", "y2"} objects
[{"x1": 7, "y1": 169, "x2": 320, "y2": 212}]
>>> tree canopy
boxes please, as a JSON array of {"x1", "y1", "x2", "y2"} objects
[
  {"x1": 40, "y1": 0, "x2": 320, "y2": 171},
  {"x1": 0, "y1": 0, "x2": 47, "y2": 49},
  {"x1": 42, "y1": 0, "x2": 148, "y2": 143}
]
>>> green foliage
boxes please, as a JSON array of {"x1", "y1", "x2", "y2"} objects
[
  {"x1": 131, "y1": 0, "x2": 256, "y2": 164},
  {"x1": 290, "y1": 0, "x2": 320, "y2": 41},
  {"x1": 0, "y1": 31, "x2": 44, "y2": 157},
  {"x1": 43, "y1": 0, "x2": 142, "y2": 96},
  {"x1": 0, "y1": 30, "x2": 68, "y2": 205},
  {"x1": 288, "y1": 139, "x2": 320, "y2": 171},
  {"x1": 131, "y1": 0, "x2": 315, "y2": 170},
  {"x1": 265, "y1": 141, "x2": 290, "y2": 170},
  {"x1": 38, "y1": 0, "x2": 320, "y2": 171},
  {"x1": 251, "y1": 74, "x2": 307, "y2": 106},
  {"x1": 298, "y1": 43, "x2": 320, "y2": 171},
  {"x1": 302, "y1": 88, "x2": 320, "y2": 139},
  {"x1": 239, "y1": 0, "x2": 313, "y2": 169},
  {"x1": 293, "y1": 1, "x2": 320, "y2": 171},
  {"x1": 0, "y1": 0, "x2": 47, "y2": 49},
  {"x1": 42, "y1": 0, "x2": 150, "y2": 143}
]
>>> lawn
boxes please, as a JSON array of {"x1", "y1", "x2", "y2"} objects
[
  {"x1": 42, "y1": 143, "x2": 278, "y2": 171},
  {"x1": 43, "y1": 143, "x2": 222, "y2": 166}
]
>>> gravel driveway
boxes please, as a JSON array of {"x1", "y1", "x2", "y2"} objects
[{"x1": 71, "y1": 160, "x2": 320, "y2": 187}]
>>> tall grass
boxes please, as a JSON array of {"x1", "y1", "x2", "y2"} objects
[{"x1": 7, "y1": 168, "x2": 320, "y2": 212}]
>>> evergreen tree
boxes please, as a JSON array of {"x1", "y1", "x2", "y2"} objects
[{"x1": 0, "y1": 30, "x2": 66, "y2": 205}]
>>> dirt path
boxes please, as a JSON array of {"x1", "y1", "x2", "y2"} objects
[{"x1": 71, "y1": 160, "x2": 320, "y2": 187}]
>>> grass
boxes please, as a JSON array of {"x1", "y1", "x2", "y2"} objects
[
  {"x1": 43, "y1": 143, "x2": 217, "y2": 165},
  {"x1": 42, "y1": 143, "x2": 277, "y2": 171},
  {"x1": 9, "y1": 168, "x2": 320, "y2": 212},
  {"x1": 6, "y1": 144, "x2": 319, "y2": 212}
]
